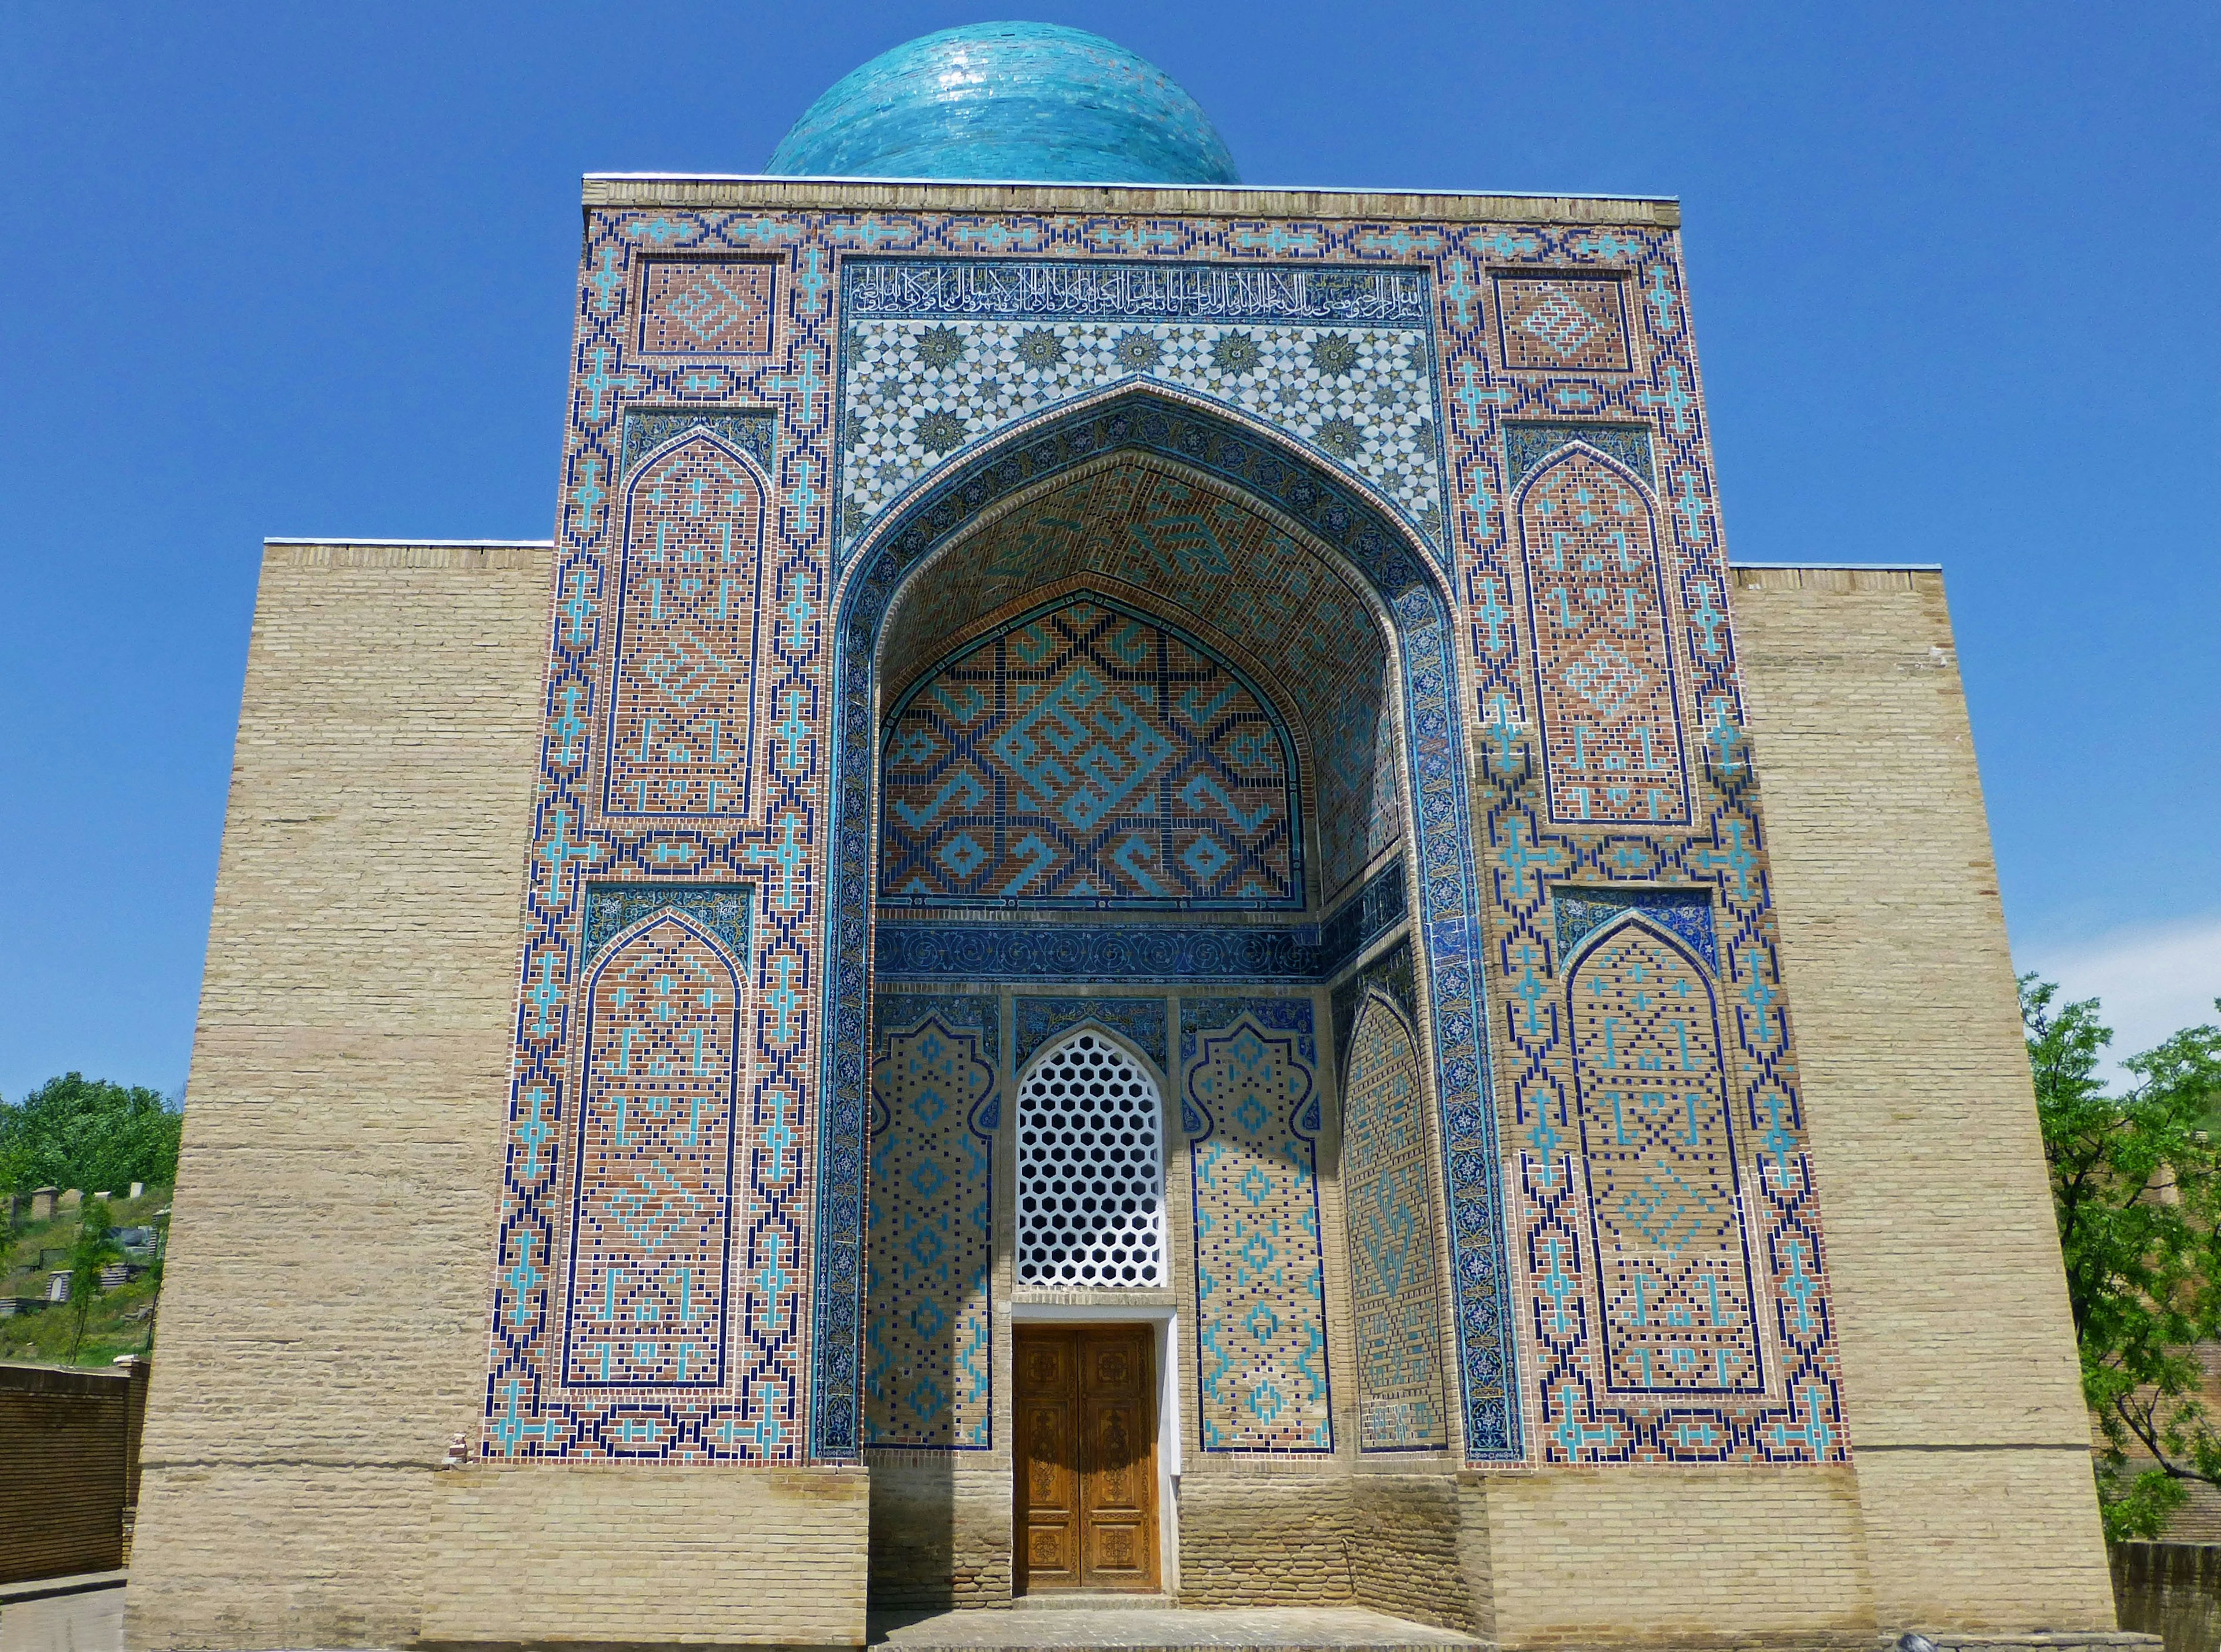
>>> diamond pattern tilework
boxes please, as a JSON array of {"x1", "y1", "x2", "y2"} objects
[
  {"x1": 639, "y1": 259, "x2": 777, "y2": 355},
  {"x1": 1515, "y1": 446, "x2": 1693, "y2": 827},
  {"x1": 882, "y1": 596, "x2": 1299, "y2": 908},
  {"x1": 866, "y1": 997, "x2": 997, "y2": 1449},
  {"x1": 561, "y1": 916, "x2": 743, "y2": 1392},
  {"x1": 1493, "y1": 275, "x2": 1632, "y2": 373},
  {"x1": 1183, "y1": 998, "x2": 1332, "y2": 1453},
  {"x1": 1342, "y1": 992, "x2": 1449, "y2": 1451}
]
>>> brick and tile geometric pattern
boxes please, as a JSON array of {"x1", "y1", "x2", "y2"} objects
[
  {"x1": 604, "y1": 433, "x2": 767, "y2": 817},
  {"x1": 559, "y1": 915, "x2": 746, "y2": 1390},
  {"x1": 1341, "y1": 991, "x2": 1450, "y2": 1451},
  {"x1": 881, "y1": 596, "x2": 1300, "y2": 908},
  {"x1": 1563, "y1": 923, "x2": 1764, "y2": 1395},
  {"x1": 476, "y1": 197, "x2": 1843, "y2": 1473},
  {"x1": 1183, "y1": 998, "x2": 1332, "y2": 1453},
  {"x1": 841, "y1": 259, "x2": 1444, "y2": 550},
  {"x1": 874, "y1": 463, "x2": 1396, "y2": 902},
  {"x1": 638, "y1": 259, "x2": 777, "y2": 356},
  {"x1": 865, "y1": 997, "x2": 997, "y2": 1449},
  {"x1": 1493, "y1": 274, "x2": 1632, "y2": 373},
  {"x1": 1514, "y1": 445, "x2": 1694, "y2": 827}
]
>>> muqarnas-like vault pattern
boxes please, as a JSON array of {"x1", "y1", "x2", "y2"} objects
[
  {"x1": 866, "y1": 996, "x2": 997, "y2": 1448},
  {"x1": 1342, "y1": 991, "x2": 1449, "y2": 1451},
  {"x1": 1185, "y1": 998, "x2": 1331, "y2": 1452},
  {"x1": 881, "y1": 596, "x2": 1301, "y2": 909}
]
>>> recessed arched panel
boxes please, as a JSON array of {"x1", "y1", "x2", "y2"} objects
[
  {"x1": 1515, "y1": 445, "x2": 1692, "y2": 828},
  {"x1": 560, "y1": 914, "x2": 745, "y2": 1389},
  {"x1": 881, "y1": 593, "x2": 1302, "y2": 909},
  {"x1": 1182, "y1": 998, "x2": 1331, "y2": 1453},
  {"x1": 1562, "y1": 917, "x2": 1762, "y2": 1395},
  {"x1": 817, "y1": 387, "x2": 1519, "y2": 1467},
  {"x1": 603, "y1": 433, "x2": 766, "y2": 818},
  {"x1": 865, "y1": 1000, "x2": 998, "y2": 1450},
  {"x1": 1342, "y1": 990, "x2": 1449, "y2": 1451}
]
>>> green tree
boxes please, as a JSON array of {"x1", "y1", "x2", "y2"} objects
[
  {"x1": 0, "y1": 1074, "x2": 182, "y2": 1195},
  {"x1": 65, "y1": 1196, "x2": 124, "y2": 1362},
  {"x1": 2029, "y1": 975, "x2": 2221, "y2": 1539}
]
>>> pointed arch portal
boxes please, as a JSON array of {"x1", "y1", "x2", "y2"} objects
[{"x1": 811, "y1": 387, "x2": 1522, "y2": 1462}]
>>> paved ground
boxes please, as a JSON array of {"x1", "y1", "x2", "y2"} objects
[
  {"x1": 871, "y1": 1605, "x2": 1483, "y2": 1649},
  {"x1": 0, "y1": 1576, "x2": 124, "y2": 1652}
]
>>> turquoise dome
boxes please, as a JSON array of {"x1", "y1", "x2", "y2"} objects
[{"x1": 767, "y1": 22, "x2": 1239, "y2": 186}]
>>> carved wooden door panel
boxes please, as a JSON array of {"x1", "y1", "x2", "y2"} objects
[
  {"x1": 1014, "y1": 1326, "x2": 1159, "y2": 1593},
  {"x1": 1014, "y1": 1329, "x2": 1081, "y2": 1591}
]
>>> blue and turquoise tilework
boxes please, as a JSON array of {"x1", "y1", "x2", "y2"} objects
[
  {"x1": 881, "y1": 596, "x2": 1301, "y2": 909},
  {"x1": 1182, "y1": 997, "x2": 1332, "y2": 1453},
  {"x1": 865, "y1": 995, "x2": 997, "y2": 1449}
]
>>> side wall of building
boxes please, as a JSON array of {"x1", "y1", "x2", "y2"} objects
[
  {"x1": 127, "y1": 544, "x2": 551, "y2": 1650},
  {"x1": 130, "y1": 546, "x2": 2111, "y2": 1646},
  {"x1": 1732, "y1": 566, "x2": 2115, "y2": 1631}
]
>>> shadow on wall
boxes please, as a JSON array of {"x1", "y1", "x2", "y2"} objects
[{"x1": 2115, "y1": 1543, "x2": 2221, "y2": 1652}]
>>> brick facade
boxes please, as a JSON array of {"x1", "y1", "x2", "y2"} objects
[{"x1": 130, "y1": 174, "x2": 2108, "y2": 1649}]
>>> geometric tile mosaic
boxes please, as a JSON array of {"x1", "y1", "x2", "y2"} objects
[
  {"x1": 823, "y1": 388, "x2": 1516, "y2": 1463},
  {"x1": 1342, "y1": 990, "x2": 1450, "y2": 1451},
  {"x1": 880, "y1": 596, "x2": 1301, "y2": 908},
  {"x1": 1514, "y1": 445, "x2": 1693, "y2": 828},
  {"x1": 1563, "y1": 923, "x2": 1763, "y2": 1395},
  {"x1": 561, "y1": 915, "x2": 744, "y2": 1390},
  {"x1": 866, "y1": 996, "x2": 997, "y2": 1449},
  {"x1": 875, "y1": 462, "x2": 1400, "y2": 903},
  {"x1": 1182, "y1": 997, "x2": 1332, "y2": 1452},
  {"x1": 1494, "y1": 274, "x2": 1632, "y2": 374},
  {"x1": 486, "y1": 196, "x2": 1842, "y2": 1480},
  {"x1": 604, "y1": 433, "x2": 766, "y2": 817},
  {"x1": 637, "y1": 258, "x2": 777, "y2": 356},
  {"x1": 840, "y1": 257, "x2": 1446, "y2": 556}
]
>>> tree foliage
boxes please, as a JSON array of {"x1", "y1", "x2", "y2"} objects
[
  {"x1": 2029, "y1": 975, "x2": 2221, "y2": 1539},
  {"x1": 0, "y1": 1073, "x2": 182, "y2": 1195},
  {"x1": 65, "y1": 1196, "x2": 123, "y2": 1360}
]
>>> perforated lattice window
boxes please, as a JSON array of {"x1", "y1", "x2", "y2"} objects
[{"x1": 1017, "y1": 1033, "x2": 1165, "y2": 1287}]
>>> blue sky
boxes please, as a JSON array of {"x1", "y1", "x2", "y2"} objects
[{"x1": 1, "y1": 2, "x2": 2214, "y2": 1101}]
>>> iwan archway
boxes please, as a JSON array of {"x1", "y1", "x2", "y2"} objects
[{"x1": 815, "y1": 388, "x2": 1522, "y2": 1601}]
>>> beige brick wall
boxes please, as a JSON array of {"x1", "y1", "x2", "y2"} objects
[
  {"x1": 128, "y1": 543, "x2": 551, "y2": 1650},
  {"x1": 1485, "y1": 1465, "x2": 1875, "y2": 1647},
  {"x1": 1732, "y1": 566, "x2": 2113, "y2": 1631},
  {"x1": 423, "y1": 1466, "x2": 868, "y2": 1644}
]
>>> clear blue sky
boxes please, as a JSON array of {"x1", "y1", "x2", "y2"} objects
[{"x1": 2, "y1": 2, "x2": 2214, "y2": 1102}]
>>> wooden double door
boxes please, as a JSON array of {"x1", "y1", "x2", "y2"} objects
[{"x1": 1013, "y1": 1325, "x2": 1159, "y2": 1594}]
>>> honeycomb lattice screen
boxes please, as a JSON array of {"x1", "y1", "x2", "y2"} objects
[{"x1": 1016, "y1": 1032, "x2": 1166, "y2": 1286}]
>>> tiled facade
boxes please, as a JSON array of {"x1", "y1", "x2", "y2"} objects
[
  {"x1": 470, "y1": 186, "x2": 1857, "y2": 1485},
  {"x1": 1182, "y1": 999, "x2": 1333, "y2": 1453},
  {"x1": 1342, "y1": 991, "x2": 1451, "y2": 1451},
  {"x1": 135, "y1": 507, "x2": 2112, "y2": 1647},
  {"x1": 880, "y1": 596, "x2": 1301, "y2": 908},
  {"x1": 865, "y1": 996, "x2": 997, "y2": 1448}
]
